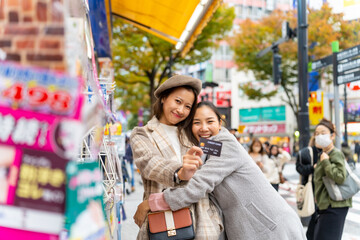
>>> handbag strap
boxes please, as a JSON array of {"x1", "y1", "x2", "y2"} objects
[
  {"x1": 307, "y1": 146, "x2": 313, "y2": 166},
  {"x1": 164, "y1": 211, "x2": 177, "y2": 236}
]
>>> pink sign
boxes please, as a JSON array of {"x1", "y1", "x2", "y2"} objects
[
  {"x1": 0, "y1": 61, "x2": 83, "y2": 118},
  {"x1": 243, "y1": 123, "x2": 286, "y2": 134},
  {"x1": 0, "y1": 62, "x2": 84, "y2": 238},
  {"x1": 0, "y1": 105, "x2": 82, "y2": 158},
  {"x1": 216, "y1": 90, "x2": 231, "y2": 107}
]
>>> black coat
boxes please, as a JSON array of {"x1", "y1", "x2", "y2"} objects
[{"x1": 296, "y1": 146, "x2": 320, "y2": 185}]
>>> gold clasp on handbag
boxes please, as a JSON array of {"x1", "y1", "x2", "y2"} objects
[{"x1": 167, "y1": 229, "x2": 176, "y2": 236}]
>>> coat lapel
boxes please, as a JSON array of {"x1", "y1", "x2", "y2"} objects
[{"x1": 146, "y1": 117, "x2": 179, "y2": 162}]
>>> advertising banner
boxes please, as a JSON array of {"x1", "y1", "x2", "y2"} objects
[
  {"x1": 239, "y1": 106, "x2": 286, "y2": 123},
  {"x1": 309, "y1": 91, "x2": 324, "y2": 126},
  {"x1": 242, "y1": 123, "x2": 286, "y2": 134},
  {"x1": 0, "y1": 62, "x2": 84, "y2": 239},
  {"x1": 65, "y1": 161, "x2": 107, "y2": 240}
]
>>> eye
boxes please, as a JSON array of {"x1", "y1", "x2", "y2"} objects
[
  {"x1": 186, "y1": 105, "x2": 191, "y2": 110},
  {"x1": 208, "y1": 120, "x2": 214, "y2": 124},
  {"x1": 175, "y1": 99, "x2": 181, "y2": 103},
  {"x1": 193, "y1": 121, "x2": 200, "y2": 125}
]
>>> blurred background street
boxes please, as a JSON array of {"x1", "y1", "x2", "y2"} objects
[{"x1": 121, "y1": 161, "x2": 360, "y2": 240}]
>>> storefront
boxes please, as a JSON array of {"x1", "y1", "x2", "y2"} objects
[
  {"x1": 0, "y1": 0, "x2": 221, "y2": 239},
  {"x1": 238, "y1": 106, "x2": 292, "y2": 153}
]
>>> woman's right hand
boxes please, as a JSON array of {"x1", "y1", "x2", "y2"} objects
[{"x1": 178, "y1": 146, "x2": 203, "y2": 181}]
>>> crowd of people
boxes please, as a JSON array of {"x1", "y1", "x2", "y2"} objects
[{"x1": 126, "y1": 75, "x2": 356, "y2": 240}]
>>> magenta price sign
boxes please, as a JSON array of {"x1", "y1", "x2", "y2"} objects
[{"x1": 0, "y1": 61, "x2": 83, "y2": 118}]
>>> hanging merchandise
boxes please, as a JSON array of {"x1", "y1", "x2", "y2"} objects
[
  {"x1": 0, "y1": 62, "x2": 84, "y2": 239},
  {"x1": 64, "y1": 161, "x2": 107, "y2": 240}
]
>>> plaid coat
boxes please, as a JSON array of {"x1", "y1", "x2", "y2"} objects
[{"x1": 130, "y1": 117, "x2": 222, "y2": 240}]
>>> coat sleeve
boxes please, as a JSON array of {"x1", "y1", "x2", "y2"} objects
[
  {"x1": 130, "y1": 127, "x2": 182, "y2": 187},
  {"x1": 322, "y1": 150, "x2": 347, "y2": 185},
  {"x1": 163, "y1": 133, "x2": 243, "y2": 211}
]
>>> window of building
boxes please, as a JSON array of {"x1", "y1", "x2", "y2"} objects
[
  {"x1": 198, "y1": 69, "x2": 205, "y2": 81},
  {"x1": 235, "y1": 4, "x2": 243, "y2": 18}
]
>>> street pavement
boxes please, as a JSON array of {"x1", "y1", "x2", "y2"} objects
[{"x1": 120, "y1": 162, "x2": 360, "y2": 240}]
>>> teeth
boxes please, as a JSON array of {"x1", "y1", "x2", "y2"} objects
[{"x1": 200, "y1": 135, "x2": 211, "y2": 138}]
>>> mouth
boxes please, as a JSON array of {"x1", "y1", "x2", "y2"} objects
[
  {"x1": 199, "y1": 134, "x2": 211, "y2": 139},
  {"x1": 172, "y1": 112, "x2": 183, "y2": 119}
]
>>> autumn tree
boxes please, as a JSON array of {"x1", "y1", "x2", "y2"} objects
[
  {"x1": 112, "y1": 5, "x2": 235, "y2": 115},
  {"x1": 231, "y1": 4, "x2": 360, "y2": 123}
]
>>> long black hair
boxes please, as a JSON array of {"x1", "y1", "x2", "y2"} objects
[{"x1": 268, "y1": 144, "x2": 279, "y2": 158}]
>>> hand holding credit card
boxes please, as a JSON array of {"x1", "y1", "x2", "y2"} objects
[{"x1": 199, "y1": 137, "x2": 222, "y2": 157}]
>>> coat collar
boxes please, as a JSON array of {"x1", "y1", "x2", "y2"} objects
[
  {"x1": 146, "y1": 116, "x2": 162, "y2": 131},
  {"x1": 146, "y1": 116, "x2": 192, "y2": 153}
]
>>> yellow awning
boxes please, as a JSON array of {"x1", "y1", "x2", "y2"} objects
[{"x1": 111, "y1": 0, "x2": 222, "y2": 56}]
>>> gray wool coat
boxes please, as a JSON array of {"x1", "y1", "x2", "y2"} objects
[{"x1": 163, "y1": 128, "x2": 306, "y2": 240}]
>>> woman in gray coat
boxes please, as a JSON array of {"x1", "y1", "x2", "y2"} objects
[{"x1": 134, "y1": 102, "x2": 305, "y2": 240}]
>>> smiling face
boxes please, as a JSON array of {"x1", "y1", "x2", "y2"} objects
[
  {"x1": 159, "y1": 87, "x2": 195, "y2": 126},
  {"x1": 192, "y1": 106, "x2": 221, "y2": 141}
]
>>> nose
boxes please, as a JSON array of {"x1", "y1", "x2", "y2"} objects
[
  {"x1": 176, "y1": 105, "x2": 185, "y2": 115},
  {"x1": 199, "y1": 123, "x2": 208, "y2": 131}
]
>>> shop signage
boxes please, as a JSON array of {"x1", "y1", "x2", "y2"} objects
[
  {"x1": 239, "y1": 106, "x2": 286, "y2": 123},
  {"x1": 347, "y1": 81, "x2": 360, "y2": 91},
  {"x1": 14, "y1": 149, "x2": 68, "y2": 213},
  {"x1": 0, "y1": 62, "x2": 83, "y2": 118},
  {"x1": 308, "y1": 91, "x2": 324, "y2": 126},
  {"x1": 0, "y1": 62, "x2": 84, "y2": 239},
  {"x1": 216, "y1": 90, "x2": 231, "y2": 107},
  {"x1": 242, "y1": 123, "x2": 286, "y2": 134}
]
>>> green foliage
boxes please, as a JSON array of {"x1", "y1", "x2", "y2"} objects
[
  {"x1": 231, "y1": 4, "x2": 360, "y2": 119},
  {"x1": 112, "y1": 5, "x2": 235, "y2": 115}
]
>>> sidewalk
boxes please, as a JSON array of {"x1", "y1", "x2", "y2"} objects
[
  {"x1": 120, "y1": 164, "x2": 360, "y2": 240},
  {"x1": 120, "y1": 172, "x2": 143, "y2": 240}
]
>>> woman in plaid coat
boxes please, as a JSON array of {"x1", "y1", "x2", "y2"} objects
[{"x1": 130, "y1": 75, "x2": 223, "y2": 240}]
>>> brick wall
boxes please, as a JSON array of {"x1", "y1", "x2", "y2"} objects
[{"x1": 0, "y1": 0, "x2": 66, "y2": 71}]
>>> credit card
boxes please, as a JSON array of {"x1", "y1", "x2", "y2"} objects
[{"x1": 199, "y1": 137, "x2": 222, "y2": 157}]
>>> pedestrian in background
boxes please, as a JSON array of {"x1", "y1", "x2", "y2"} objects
[
  {"x1": 249, "y1": 138, "x2": 270, "y2": 174},
  {"x1": 124, "y1": 137, "x2": 135, "y2": 193},
  {"x1": 307, "y1": 118, "x2": 352, "y2": 240},
  {"x1": 354, "y1": 141, "x2": 360, "y2": 162},
  {"x1": 264, "y1": 141, "x2": 271, "y2": 155},
  {"x1": 130, "y1": 75, "x2": 222, "y2": 239},
  {"x1": 296, "y1": 135, "x2": 320, "y2": 233},
  {"x1": 267, "y1": 144, "x2": 291, "y2": 191},
  {"x1": 134, "y1": 101, "x2": 306, "y2": 240},
  {"x1": 341, "y1": 142, "x2": 355, "y2": 170}
]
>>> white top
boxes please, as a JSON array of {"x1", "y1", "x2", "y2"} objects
[{"x1": 160, "y1": 123, "x2": 182, "y2": 162}]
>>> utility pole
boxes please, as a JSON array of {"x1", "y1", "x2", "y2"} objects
[
  {"x1": 344, "y1": 85, "x2": 348, "y2": 144},
  {"x1": 332, "y1": 41, "x2": 341, "y2": 148},
  {"x1": 344, "y1": 84, "x2": 348, "y2": 143},
  {"x1": 297, "y1": 0, "x2": 310, "y2": 149}
]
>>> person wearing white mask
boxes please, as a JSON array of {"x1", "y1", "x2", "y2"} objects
[{"x1": 306, "y1": 118, "x2": 352, "y2": 240}]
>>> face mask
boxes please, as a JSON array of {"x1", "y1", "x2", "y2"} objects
[
  {"x1": 253, "y1": 146, "x2": 261, "y2": 153},
  {"x1": 315, "y1": 134, "x2": 332, "y2": 148}
]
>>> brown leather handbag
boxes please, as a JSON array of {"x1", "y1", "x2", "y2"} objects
[{"x1": 148, "y1": 208, "x2": 195, "y2": 240}]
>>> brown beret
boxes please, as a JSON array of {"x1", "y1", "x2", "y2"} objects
[{"x1": 154, "y1": 75, "x2": 202, "y2": 99}]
